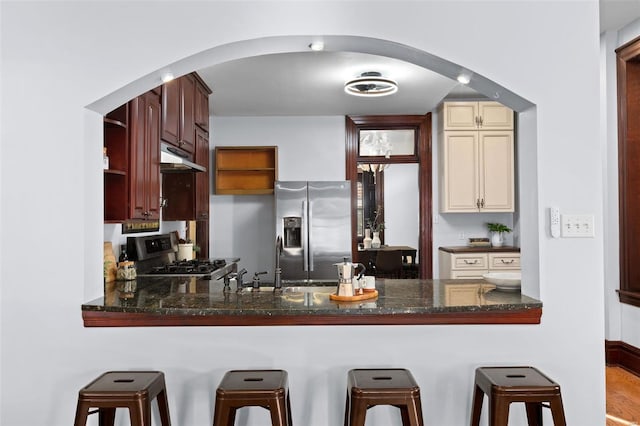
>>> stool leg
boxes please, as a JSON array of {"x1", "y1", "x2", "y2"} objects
[
  {"x1": 489, "y1": 396, "x2": 509, "y2": 426},
  {"x1": 348, "y1": 398, "x2": 368, "y2": 426},
  {"x1": 470, "y1": 386, "x2": 484, "y2": 426},
  {"x1": 268, "y1": 397, "x2": 289, "y2": 426},
  {"x1": 212, "y1": 403, "x2": 234, "y2": 426},
  {"x1": 127, "y1": 399, "x2": 152, "y2": 426},
  {"x1": 343, "y1": 393, "x2": 350, "y2": 426},
  {"x1": 157, "y1": 389, "x2": 172, "y2": 426},
  {"x1": 129, "y1": 404, "x2": 143, "y2": 426},
  {"x1": 286, "y1": 392, "x2": 293, "y2": 426},
  {"x1": 525, "y1": 402, "x2": 542, "y2": 426},
  {"x1": 73, "y1": 401, "x2": 90, "y2": 426},
  {"x1": 549, "y1": 396, "x2": 567, "y2": 426},
  {"x1": 400, "y1": 400, "x2": 424, "y2": 426},
  {"x1": 98, "y1": 407, "x2": 116, "y2": 426}
]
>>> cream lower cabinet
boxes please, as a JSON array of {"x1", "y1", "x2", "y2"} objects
[
  {"x1": 439, "y1": 130, "x2": 514, "y2": 212},
  {"x1": 439, "y1": 250, "x2": 520, "y2": 279}
]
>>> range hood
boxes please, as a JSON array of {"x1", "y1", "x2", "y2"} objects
[{"x1": 160, "y1": 143, "x2": 206, "y2": 173}]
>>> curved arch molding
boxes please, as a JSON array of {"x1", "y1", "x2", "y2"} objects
[{"x1": 87, "y1": 35, "x2": 534, "y2": 115}]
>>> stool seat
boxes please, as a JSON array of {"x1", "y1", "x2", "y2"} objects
[
  {"x1": 74, "y1": 371, "x2": 171, "y2": 426},
  {"x1": 213, "y1": 369, "x2": 292, "y2": 426},
  {"x1": 470, "y1": 366, "x2": 566, "y2": 426},
  {"x1": 344, "y1": 368, "x2": 424, "y2": 426}
]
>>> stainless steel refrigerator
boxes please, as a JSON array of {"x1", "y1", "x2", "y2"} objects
[{"x1": 275, "y1": 181, "x2": 352, "y2": 282}]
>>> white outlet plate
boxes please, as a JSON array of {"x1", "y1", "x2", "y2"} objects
[{"x1": 561, "y1": 214, "x2": 595, "y2": 238}]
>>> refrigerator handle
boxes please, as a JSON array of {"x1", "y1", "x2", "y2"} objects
[
  {"x1": 302, "y1": 200, "x2": 309, "y2": 272},
  {"x1": 308, "y1": 199, "x2": 314, "y2": 271}
]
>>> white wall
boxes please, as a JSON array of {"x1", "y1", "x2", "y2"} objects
[{"x1": 1, "y1": 2, "x2": 604, "y2": 426}]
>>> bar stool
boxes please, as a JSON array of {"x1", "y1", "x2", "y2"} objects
[
  {"x1": 470, "y1": 366, "x2": 567, "y2": 426},
  {"x1": 212, "y1": 369, "x2": 292, "y2": 426},
  {"x1": 73, "y1": 371, "x2": 171, "y2": 426},
  {"x1": 344, "y1": 368, "x2": 424, "y2": 426}
]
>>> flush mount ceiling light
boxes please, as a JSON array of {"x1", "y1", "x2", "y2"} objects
[{"x1": 344, "y1": 72, "x2": 398, "y2": 97}]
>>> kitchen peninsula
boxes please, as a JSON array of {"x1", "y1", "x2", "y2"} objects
[{"x1": 82, "y1": 278, "x2": 541, "y2": 326}]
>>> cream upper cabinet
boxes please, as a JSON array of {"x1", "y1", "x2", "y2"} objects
[
  {"x1": 438, "y1": 101, "x2": 515, "y2": 213},
  {"x1": 442, "y1": 101, "x2": 514, "y2": 131}
]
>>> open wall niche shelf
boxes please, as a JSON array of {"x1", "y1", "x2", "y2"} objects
[{"x1": 214, "y1": 146, "x2": 278, "y2": 195}]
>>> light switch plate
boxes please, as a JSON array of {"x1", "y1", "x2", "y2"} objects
[{"x1": 561, "y1": 214, "x2": 595, "y2": 238}]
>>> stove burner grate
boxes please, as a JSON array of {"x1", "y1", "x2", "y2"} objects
[{"x1": 149, "y1": 259, "x2": 226, "y2": 275}]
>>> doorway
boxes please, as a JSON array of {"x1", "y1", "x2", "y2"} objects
[{"x1": 345, "y1": 114, "x2": 432, "y2": 279}]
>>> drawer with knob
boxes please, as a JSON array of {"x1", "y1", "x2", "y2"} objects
[
  {"x1": 438, "y1": 248, "x2": 520, "y2": 279},
  {"x1": 489, "y1": 253, "x2": 521, "y2": 270}
]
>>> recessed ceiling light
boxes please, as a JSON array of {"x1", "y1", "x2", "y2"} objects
[
  {"x1": 344, "y1": 72, "x2": 398, "y2": 97},
  {"x1": 161, "y1": 72, "x2": 175, "y2": 83},
  {"x1": 457, "y1": 73, "x2": 471, "y2": 85},
  {"x1": 309, "y1": 41, "x2": 324, "y2": 51}
]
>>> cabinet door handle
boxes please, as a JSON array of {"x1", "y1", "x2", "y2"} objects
[
  {"x1": 480, "y1": 198, "x2": 485, "y2": 208},
  {"x1": 500, "y1": 259, "x2": 515, "y2": 264},
  {"x1": 479, "y1": 116, "x2": 483, "y2": 127},
  {"x1": 476, "y1": 199, "x2": 481, "y2": 209},
  {"x1": 464, "y1": 259, "x2": 478, "y2": 265},
  {"x1": 475, "y1": 116, "x2": 480, "y2": 127}
]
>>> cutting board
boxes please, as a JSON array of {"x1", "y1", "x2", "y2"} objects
[{"x1": 103, "y1": 242, "x2": 117, "y2": 282}]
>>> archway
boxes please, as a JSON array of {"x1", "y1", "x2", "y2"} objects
[{"x1": 87, "y1": 34, "x2": 538, "y2": 294}]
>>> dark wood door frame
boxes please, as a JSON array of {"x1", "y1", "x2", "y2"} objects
[
  {"x1": 617, "y1": 35, "x2": 640, "y2": 307},
  {"x1": 345, "y1": 114, "x2": 432, "y2": 279}
]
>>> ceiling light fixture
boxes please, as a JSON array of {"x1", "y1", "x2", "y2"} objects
[
  {"x1": 161, "y1": 72, "x2": 175, "y2": 83},
  {"x1": 344, "y1": 72, "x2": 398, "y2": 97},
  {"x1": 457, "y1": 72, "x2": 471, "y2": 85},
  {"x1": 309, "y1": 41, "x2": 324, "y2": 51}
]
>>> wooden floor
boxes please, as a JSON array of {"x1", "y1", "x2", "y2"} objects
[{"x1": 607, "y1": 366, "x2": 640, "y2": 426}]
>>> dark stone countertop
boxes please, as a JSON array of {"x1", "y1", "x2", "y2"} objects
[
  {"x1": 438, "y1": 246, "x2": 521, "y2": 253},
  {"x1": 82, "y1": 277, "x2": 542, "y2": 327}
]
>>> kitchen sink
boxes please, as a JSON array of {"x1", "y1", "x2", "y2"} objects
[
  {"x1": 281, "y1": 286, "x2": 336, "y2": 294},
  {"x1": 236, "y1": 281, "x2": 338, "y2": 294}
]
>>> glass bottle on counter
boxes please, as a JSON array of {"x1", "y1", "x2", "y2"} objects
[{"x1": 118, "y1": 245, "x2": 128, "y2": 263}]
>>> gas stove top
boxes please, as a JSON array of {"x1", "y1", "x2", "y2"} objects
[
  {"x1": 127, "y1": 233, "x2": 236, "y2": 279},
  {"x1": 147, "y1": 259, "x2": 227, "y2": 276}
]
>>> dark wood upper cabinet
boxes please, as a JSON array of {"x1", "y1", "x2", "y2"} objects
[
  {"x1": 161, "y1": 78, "x2": 180, "y2": 145},
  {"x1": 161, "y1": 74, "x2": 195, "y2": 156},
  {"x1": 195, "y1": 128, "x2": 210, "y2": 220},
  {"x1": 104, "y1": 91, "x2": 161, "y2": 223},
  {"x1": 129, "y1": 91, "x2": 161, "y2": 220},
  {"x1": 195, "y1": 76, "x2": 210, "y2": 131},
  {"x1": 617, "y1": 35, "x2": 640, "y2": 307}
]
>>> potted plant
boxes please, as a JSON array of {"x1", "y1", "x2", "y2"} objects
[{"x1": 486, "y1": 222, "x2": 512, "y2": 247}]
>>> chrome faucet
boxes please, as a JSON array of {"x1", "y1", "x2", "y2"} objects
[
  {"x1": 252, "y1": 271, "x2": 268, "y2": 289},
  {"x1": 274, "y1": 236, "x2": 283, "y2": 291},
  {"x1": 225, "y1": 268, "x2": 248, "y2": 293}
]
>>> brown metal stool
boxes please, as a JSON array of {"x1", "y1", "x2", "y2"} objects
[
  {"x1": 344, "y1": 368, "x2": 424, "y2": 426},
  {"x1": 212, "y1": 369, "x2": 292, "y2": 426},
  {"x1": 470, "y1": 366, "x2": 567, "y2": 426},
  {"x1": 74, "y1": 371, "x2": 171, "y2": 426}
]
